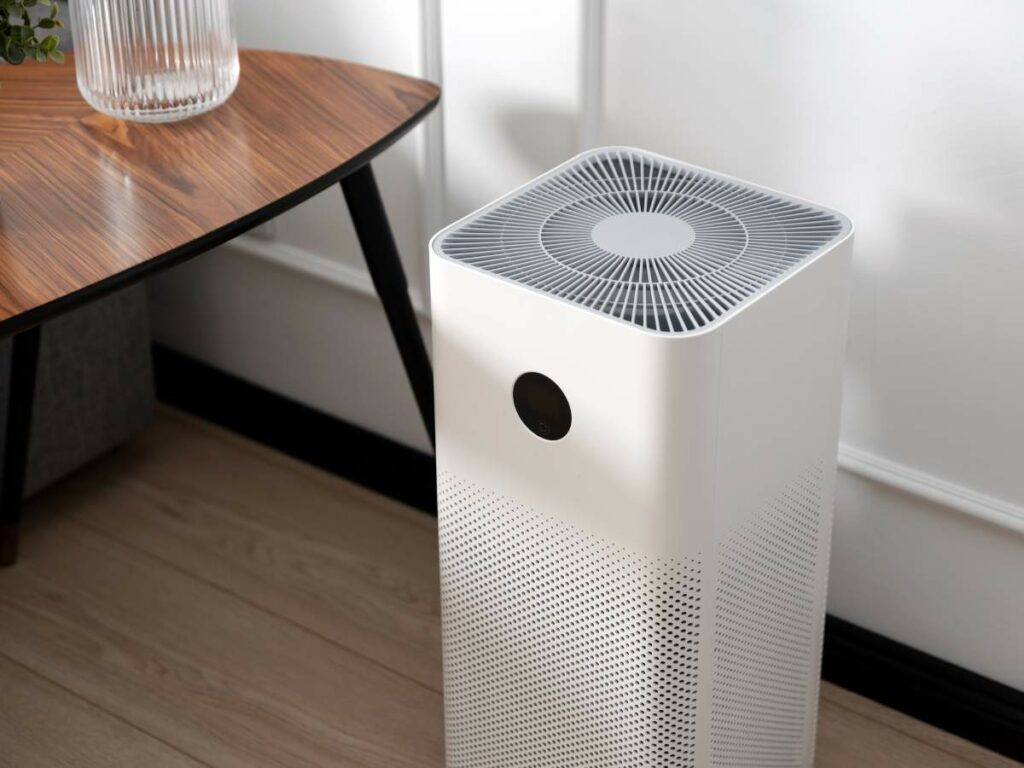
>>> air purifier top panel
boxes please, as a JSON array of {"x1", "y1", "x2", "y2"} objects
[{"x1": 433, "y1": 147, "x2": 852, "y2": 334}]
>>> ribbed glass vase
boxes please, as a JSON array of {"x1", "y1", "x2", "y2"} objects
[{"x1": 69, "y1": 0, "x2": 239, "y2": 123}]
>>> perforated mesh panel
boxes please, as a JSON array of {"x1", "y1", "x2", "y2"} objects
[
  {"x1": 711, "y1": 464, "x2": 826, "y2": 767},
  {"x1": 437, "y1": 148, "x2": 846, "y2": 334},
  {"x1": 438, "y1": 474, "x2": 702, "y2": 768}
]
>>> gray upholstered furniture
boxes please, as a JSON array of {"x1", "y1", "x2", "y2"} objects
[{"x1": 0, "y1": 286, "x2": 154, "y2": 497}]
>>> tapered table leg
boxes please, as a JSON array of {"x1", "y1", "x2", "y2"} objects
[
  {"x1": 341, "y1": 163, "x2": 435, "y2": 447},
  {"x1": 0, "y1": 326, "x2": 41, "y2": 566}
]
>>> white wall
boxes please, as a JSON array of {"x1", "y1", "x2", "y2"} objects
[
  {"x1": 441, "y1": 0, "x2": 582, "y2": 222},
  {"x1": 150, "y1": 1, "x2": 1024, "y2": 688},
  {"x1": 150, "y1": 0, "x2": 434, "y2": 451}
]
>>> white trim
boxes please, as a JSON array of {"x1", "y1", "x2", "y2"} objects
[
  {"x1": 838, "y1": 443, "x2": 1024, "y2": 536},
  {"x1": 419, "y1": 0, "x2": 446, "y2": 312},
  {"x1": 225, "y1": 234, "x2": 430, "y2": 317},
  {"x1": 578, "y1": 0, "x2": 605, "y2": 150}
]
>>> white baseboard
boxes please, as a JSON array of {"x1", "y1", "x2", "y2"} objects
[
  {"x1": 228, "y1": 233, "x2": 1024, "y2": 537},
  {"x1": 838, "y1": 444, "x2": 1024, "y2": 535}
]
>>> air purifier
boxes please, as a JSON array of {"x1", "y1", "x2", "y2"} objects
[{"x1": 430, "y1": 147, "x2": 853, "y2": 767}]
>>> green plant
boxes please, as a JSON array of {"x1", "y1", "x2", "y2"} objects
[{"x1": 1, "y1": 0, "x2": 64, "y2": 65}]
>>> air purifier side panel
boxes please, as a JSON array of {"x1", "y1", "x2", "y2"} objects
[
  {"x1": 714, "y1": 239, "x2": 851, "y2": 531},
  {"x1": 802, "y1": 236, "x2": 853, "y2": 768},
  {"x1": 709, "y1": 238, "x2": 853, "y2": 768}
]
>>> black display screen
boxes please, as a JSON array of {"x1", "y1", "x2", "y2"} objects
[{"x1": 513, "y1": 372, "x2": 572, "y2": 441}]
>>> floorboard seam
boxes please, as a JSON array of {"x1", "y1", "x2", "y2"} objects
[
  {"x1": 825, "y1": 694, "x2": 1001, "y2": 768},
  {"x1": 0, "y1": 644, "x2": 218, "y2": 768},
  {"x1": 66, "y1": 514, "x2": 444, "y2": 698},
  {"x1": 161, "y1": 408, "x2": 440, "y2": 533}
]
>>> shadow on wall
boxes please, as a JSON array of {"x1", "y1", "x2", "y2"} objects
[
  {"x1": 444, "y1": 102, "x2": 580, "y2": 223},
  {"x1": 497, "y1": 103, "x2": 579, "y2": 170},
  {"x1": 596, "y1": 1, "x2": 795, "y2": 184},
  {"x1": 842, "y1": 82, "x2": 1024, "y2": 504},
  {"x1": 861, "y1": 203, "x2": 1024, "y2": 498}
]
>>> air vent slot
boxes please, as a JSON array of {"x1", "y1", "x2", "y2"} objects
[
  {"x1": 438, "y1": 473, "x2": 702, "y2": 767},
  {"x1": 711, "y1": 464, "x2": 826, "y2": 766},
  {"x1": 438, "y1": 148, "x2": 846, "y2": 334}
]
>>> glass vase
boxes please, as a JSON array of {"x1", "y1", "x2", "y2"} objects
[{"x1": 69, "y1": 0, "x2": 239, "y2": 123}]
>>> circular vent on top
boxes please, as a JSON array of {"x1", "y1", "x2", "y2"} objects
[{"x1": 438, "y1": 148, "x2": 848, "y2": 334}]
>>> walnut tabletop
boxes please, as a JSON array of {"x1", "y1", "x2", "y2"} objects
[{"x1": 0, "y1": 49, "x2": 440, "y2": 336}]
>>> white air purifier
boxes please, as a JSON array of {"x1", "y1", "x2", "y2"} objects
[{"x1": 430, "y1": 147, "x2": 853, "y2": 768}]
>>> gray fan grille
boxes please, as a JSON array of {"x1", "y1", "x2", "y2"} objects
[{"x1": 437, "y1": 149, "x2": 847, "y2": 333}]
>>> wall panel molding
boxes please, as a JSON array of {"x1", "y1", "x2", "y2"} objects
[
  {"x1": 227, "y1": 234, "x2": 430, "y2": 316},
  {"x1": 838, "y1": 444, "x2": 1024, "y2": 535},
  {"x1": 578, "y1": 0, "x2": 605, "y2": 150},
  {"x1": 419, "y1": 0, "x2": 446, "y2": 309}
]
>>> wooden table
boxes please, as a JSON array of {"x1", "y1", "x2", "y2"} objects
[{"x1": 0, "y1": 50, "x2": 440, "y2": 565}]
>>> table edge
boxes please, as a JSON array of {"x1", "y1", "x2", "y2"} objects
[{"x1": 0, "y1": 86, "x2": 440, "y2": 340}]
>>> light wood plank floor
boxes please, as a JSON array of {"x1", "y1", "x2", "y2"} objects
[{"x1": 0, "y1": 408, "x2": 1016, "y2": 768}]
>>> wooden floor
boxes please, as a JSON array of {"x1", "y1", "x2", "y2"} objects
[{"x1": 0, "y1": 408, "x2": 1016, "y2": 768}]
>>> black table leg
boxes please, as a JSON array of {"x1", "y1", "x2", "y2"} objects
[
  {"x1": 0, "y1": 325, "x2": 41, "y2": 566},
  {"x1": 340, "y1": 164, "x2": 435, "y2": 447}
]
